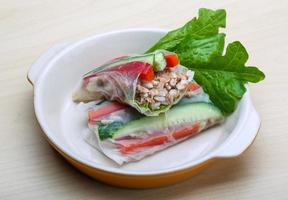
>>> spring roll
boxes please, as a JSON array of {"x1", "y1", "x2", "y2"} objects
[
  {"x1": 85, "y1": 85, "x2": 224, "y2": 165},
  {"x1": 73, "y1": 51, "x2": 199, "y2": 116}
]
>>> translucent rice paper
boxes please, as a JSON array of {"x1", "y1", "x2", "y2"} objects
[
  {"x1": 73, "y1": 61, "x2": 145, "y2": 103},
  {"x1": 84, "y1": 89, "x2": 223, "y2": 165},
  {"x1": 73, "y1": 57, "x2": 194, "y2": 116}
]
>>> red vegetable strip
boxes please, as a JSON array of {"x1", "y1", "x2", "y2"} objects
[
  {"x1": 119, "y1": 123, "x2": 200, "y2": 154},
  {"x1": 120, "y1": 135, "x2": 168, "y2": 154},
  {"x1": 83, "y1": 61, "x2": 154, "y2": 81},
  {"x1": 88, "y1": 102, "x2": 126, "y2": 122},
  {"x1": 165, "y1": 54, "x2": 179, "y2": 68},
  {"x1": 139, "y1": 64, "x2": 154, "y2": 81},
  {"x1": 188, "y1": 82, "x2": 201, "y2": 91},
  {"x1": 172, "y1": 123, "x2": 200, "y2": 140}
]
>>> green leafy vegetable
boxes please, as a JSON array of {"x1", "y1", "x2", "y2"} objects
[
  {"x1": 176, "y1": 33, "x2": 225, "y2": 66},
  {"x1": 192, "y1": 41, "x2": 265, "y2": 113},
  {"x1": 146, "y1": 8, "x2": 226, "y2": 53},
  {"x1": 98, "y1": 122, "x2": 124, "y2": 140},
  {"x1": 146, "y1": 8, "x2": 265, "y2": 113}
]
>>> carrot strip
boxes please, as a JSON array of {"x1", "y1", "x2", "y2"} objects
[
  {"x1": 165, "y1": 54, "x2": 179, "y2": 68},
  {"x1": 88, "y1": 102, "x2": 126, "y2": 122},
  {"x1": 119, "y1": 123, "x2": 200, "y2": 154},
  {"x1": 188, "y1": 82, "x2": 201, "y2": 91}
]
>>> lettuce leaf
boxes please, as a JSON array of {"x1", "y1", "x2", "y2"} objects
[
  {"x1": 146, "y1": 8, "x2": 226, "y2": 53},
  {"x1": 191, "y1": 41, "x2": 265, "y2": 113},
  {"x1": 146, "y1": 8, "x2": 265, "y2": 114},
  {"x1": 176, "y1": 33, "x2": 225, "y2": 66}
]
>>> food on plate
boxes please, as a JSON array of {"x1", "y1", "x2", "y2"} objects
[
  {"x1": 73, "y1": 50, "x2": 198, "y2": 116},
  {"x1": 85, "y1": 85, "x2": 222, "y2": 164},
  {"x1": 146, "y1": 8, "x2": 265, "y2": 114},
  {"x1": 74, "y1": 8, "x2": 265, "y2": 165}
]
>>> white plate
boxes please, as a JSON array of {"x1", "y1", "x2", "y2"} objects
[{"x1": 28, "y1": 29, "x2": 260, "y2": 177}]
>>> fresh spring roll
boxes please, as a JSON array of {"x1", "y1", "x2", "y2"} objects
[
  {"x1": 73, "y1": 50, "x2": 197, "y2": 116},
  {"x1": 85, "y1": 85, "x2": 224, "y2": 165}
]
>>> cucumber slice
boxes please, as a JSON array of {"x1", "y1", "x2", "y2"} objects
[
  {"x1": 153, "y1": 51, "x2": 166, "y2": 72},
  {"x1": 113, "y1": 102, "x2": 224, "y2": 138}
]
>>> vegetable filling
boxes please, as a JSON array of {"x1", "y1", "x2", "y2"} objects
[{"x1": 135, "y1": 68, "x2": 194, "y2": 110}]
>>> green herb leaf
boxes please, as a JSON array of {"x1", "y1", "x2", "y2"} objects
[
  {"x1": 176, "y1": 33, "x2": 225, "y2": 66},
  {"x1": 146, "y1": 8, "x2": 265, "y2": 114},
  {"x1": 146, "y1": 8, "x2": 226, "y2": 53},
  {"x1": 187, "y1": 41, "x2": 264, "y2": 113},
  {"x1": 98, "y1": 122, "x2": 124, "y2": 140}
]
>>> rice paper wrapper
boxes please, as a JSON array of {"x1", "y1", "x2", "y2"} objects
[
  {"x1": 73, "y1": 54, "x2": 195, "y2": 116},
  {"x1": 83, "y1": 90, "x2": 224, "y2": 165}
]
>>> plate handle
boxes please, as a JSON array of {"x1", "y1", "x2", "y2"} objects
[
  {"x1": 27, "y1": 43, "x2": 70, "y2": 85},
  {"x1": 214, "y1": 104, "x2": 261, "y2": 158}
]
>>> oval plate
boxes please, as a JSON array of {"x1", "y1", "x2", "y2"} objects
[{"x1": 28, "y1": 29, "x2": 260, "y2": 188}]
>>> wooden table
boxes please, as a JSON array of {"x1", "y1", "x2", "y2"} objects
[{"x1": 1, "y1": 0, "x2": 287, "y2": 199}]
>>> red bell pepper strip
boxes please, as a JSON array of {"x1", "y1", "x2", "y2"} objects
[
  {"x1": 164, "y1": 53, "x2": 179, "y2": 68},
  {"x1": 139, "y1": 64, "x2": 155, "y2": 81}
]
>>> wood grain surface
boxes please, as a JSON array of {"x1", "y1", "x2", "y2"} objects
[{"x1": 1, "y1": 0, "x2": 287, "y2": 199}]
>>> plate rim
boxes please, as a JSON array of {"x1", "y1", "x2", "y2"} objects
[{"x1": 30, "y1": 28, "x2": 261, "y2": 176}]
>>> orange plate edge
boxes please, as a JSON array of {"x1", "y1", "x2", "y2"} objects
[
  {"x1": 47, "y1": 122, "x2": 260, "y2": 189},
  {"x1": 29, "y1": 75, "x2": 261, "y2": 189}
]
